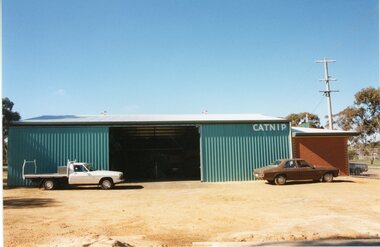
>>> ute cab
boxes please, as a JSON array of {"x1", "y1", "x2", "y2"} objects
[{"x1": 67, "y1": 162, "x2": 124, "y2": 187}]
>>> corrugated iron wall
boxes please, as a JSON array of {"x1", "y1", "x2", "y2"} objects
[
  {"x1": 7, "y1": 126, "x2": 109, "y2": 186},
  {"x1": 201, "y1": 123, "x2": 291, "y2": 182}
]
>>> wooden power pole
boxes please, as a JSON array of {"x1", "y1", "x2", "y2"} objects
[{"x1": 316, "y1": 58, "x2": 339, "y2": 130}]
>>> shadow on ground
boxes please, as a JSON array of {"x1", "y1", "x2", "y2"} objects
[
  {"x1": 5, "y1": 184, "x2": 144, "y2": 190},
  {"x1": 252, "y1": 238, "x2": 380, "y2": 246},
  {"x1": 266, "y1": 179, "x2": 354, "y2": 186},
  {"x1": 55, "y1": 184, "x2": 144, "y2": 190},
  {"x1": 353, "y1": 174, "x2": 380, "y2": 180},
  {"x1": 4, "y1": 197, "x2": 58, "y2": 209}
]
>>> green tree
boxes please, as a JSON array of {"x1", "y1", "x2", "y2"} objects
[
  {"x1": 334, "y1": 87, "x2": 380, "y2": 145},
  {"x1": 285, "y1": 112, "x2": 321, "y2": 128},
  {"x1": 2, "y1": 97, "x2": 21, "y2": 164}
]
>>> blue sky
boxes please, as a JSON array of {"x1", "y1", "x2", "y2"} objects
[{"x1": 3, "y1": 0, "x2": 379, "y2": 124}]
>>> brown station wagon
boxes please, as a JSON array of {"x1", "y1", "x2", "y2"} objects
[{"x1": 253, "y1": 159, "x2": 339, "y2": 185}]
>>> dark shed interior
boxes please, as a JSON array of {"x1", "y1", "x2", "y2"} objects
[{"x1": 109, "y1": 126, "x2": 200, "y2": 181}]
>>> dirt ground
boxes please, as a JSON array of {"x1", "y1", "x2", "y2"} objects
[{"x1": 4, "y1": 177, "x2": 380, "y2": 247}]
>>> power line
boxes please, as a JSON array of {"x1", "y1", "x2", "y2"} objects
[
  {"x1": 311, "y1": 95, "x2": 325, "y2": 114},
  {"x1": 315, "y1": 58, "x2": 339, "y2": 130}
]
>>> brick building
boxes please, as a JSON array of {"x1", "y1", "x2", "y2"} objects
[{"x1": 292, "y1": 127, "x2": 358, "y2": 176}]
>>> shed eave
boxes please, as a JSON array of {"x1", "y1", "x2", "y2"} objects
[
  {"x1": 291, "y1": 126, "x2": 360, "y2": 137},
  {"x1": 292, "y1": 132, "x2": 359, "y2": 137}
]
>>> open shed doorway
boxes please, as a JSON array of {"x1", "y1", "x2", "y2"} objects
[{"x1": 109, "y1": 126, "x2": 201, "y2": 181}]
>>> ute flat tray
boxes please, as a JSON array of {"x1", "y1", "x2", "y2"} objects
[{"x1": 24, "y1": 174, "x2": 67, "y2": 178}]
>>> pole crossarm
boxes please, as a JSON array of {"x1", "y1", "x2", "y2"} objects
[
  {"x1": 319, "y1": 78, "x2": 337, "y2": 81},
  {"x1": 315, "y1": 59, "x2": 336, "y2": 63},
  {"x1": 319, "y1": 90, "x2": 339, "y2": 93}
]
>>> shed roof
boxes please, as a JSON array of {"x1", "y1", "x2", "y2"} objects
[
  {"x1": 13, "y1": 114, "x2": 288, "y2": 126},
  {"x1": 291, "y1": 127, "x2": 359, "y2": 137}
]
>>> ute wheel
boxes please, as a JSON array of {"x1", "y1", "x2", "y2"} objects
[
  {"x1": 43, "y1": 179, "x2": 55, "y2": 190},
  {"x1": 100, "y1": 178, "x2": 114, "y2": 190},
  {"x1": 274, "y1": 175, "x2": 286, "y2": 185},
  {"x1": 323, "y1": 173, "x2": 333, "y2": 182},
  {"x1": 354, "y1": 168, "x2": 361, "y2": 176}
]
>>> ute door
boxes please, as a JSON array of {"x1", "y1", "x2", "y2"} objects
[
  {"x1": 68, "y1": 164, "x2": 93, "y2": 184},
  {"x1": 296, "y1": 160, "x2": 320, "y2": 180},
  {"x1": 87, "y1": 171, "x2": 102, "y2": 184},
  {"x1": 283, "y1": 160, "x2": 298, "y2": 180}
]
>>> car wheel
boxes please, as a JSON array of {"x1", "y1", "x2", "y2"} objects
[
  {"x1": 274, "y1": 175, "x2": 286, "y2": 185},
  {"x1": 43, "y1": 179, "x2": 55, "y2": 190},
  {"x1": 354, "y1": 168, "x2": 361, "y2": 176},
  {"x1": 100, "y1": 178, "x2": 114, "y2": 190},
  {"x1": 322, "y1": 173, "x2": 333, "y2": 182}
]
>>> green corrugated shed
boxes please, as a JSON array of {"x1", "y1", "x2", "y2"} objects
[
  {"x1": 200, "y1": 123, "x2": 291, "y2": 182},
  {"x1": 7, "y1": 116, "x2": 292, "y2": 185},
  {"x1": 7, "y1": 126, "x2": 109, "y2": 186}
]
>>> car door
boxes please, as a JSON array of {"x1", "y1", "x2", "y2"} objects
[
  {"x1": 69, "y1": 165, "x2": 93, "y2": 184},
  {"x1": 283, "y1": 160, "x2": 298, "y2": 180},
  {"x1": 296, "y1": 160, "x2": 320, "y2": 180}
]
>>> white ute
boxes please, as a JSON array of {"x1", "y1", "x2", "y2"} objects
[{"x1": 22, "y1": 160, "x2": 124, "y2": 190}]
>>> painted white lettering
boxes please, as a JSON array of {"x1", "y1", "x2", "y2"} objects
[{"x1": 253, "y1": 123, "x2": 287, "y2": 132}]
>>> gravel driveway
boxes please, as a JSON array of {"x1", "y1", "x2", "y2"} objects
[{"x1": 4, "y1": 177, "x2": 380, "y2": 246}]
